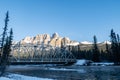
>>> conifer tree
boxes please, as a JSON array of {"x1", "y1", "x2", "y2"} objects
[
  {"x1": 2, "y1": 11, "x2": 9, "y2": 45},
  {"x1": 105, "y1": 42, "x2": 111, "y2": 61},
  {"x1": 105, "y1": 42, "x2": 109, "y2": 54},
  {"x1": 92, "y1": 35, "x2": 100, "y2": 62},
  {"x1": 0, "y1": 11, "x2": 13, "y2": 76},
  {"x1": 110, "y1": 29, "x2": 120, "y2": 64}
]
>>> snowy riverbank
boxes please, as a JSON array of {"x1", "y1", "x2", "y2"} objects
[
  {"x1": 0, "y1": 74, "x2": 53, "y2": 80},
  {"x1": 75, "y1": 60, "x2": 114, "y2": 66}
]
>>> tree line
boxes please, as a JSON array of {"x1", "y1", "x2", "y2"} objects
[
  {"x1": 0, "y1": 11, "x2": 13, "y2": 76},
  {"x1": 68, "y1": 29, "x2": 120, "y2": 65}
]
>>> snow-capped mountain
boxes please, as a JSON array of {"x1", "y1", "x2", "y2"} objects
[
  {"x1": 80, "y1": 41, "x2": 93, "y2": 44},
  {"x1": 66, "y1": 42, "x2": 79, "y2": 46},
  {"x1": 102, "y1": 41, "x2": 111, "y2": 44},
  {"x1": 18, "y1": 33, "x2": 79, "y2": 47},
  {"x1": 14, "y1": 33, "x2": 112, "y2": 47}
]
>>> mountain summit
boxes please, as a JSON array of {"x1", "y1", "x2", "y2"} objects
[{"x1": 19, "y1": 33, "x2": 79, "y2": 47}]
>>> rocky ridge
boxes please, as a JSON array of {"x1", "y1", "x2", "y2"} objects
[
  {"x1": 19, "y1": 33, "x2": 79, "y2": 47},
  {"x1": 15, "y1": 33, "x2": 111, "y2": 51}
]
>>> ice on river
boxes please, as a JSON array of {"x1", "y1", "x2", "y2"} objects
[{"x1": 0, "y1": 73, "x2": 53, "y2": 80}]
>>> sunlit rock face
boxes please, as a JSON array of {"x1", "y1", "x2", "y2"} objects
[
  {"x1": 61, "y1": 37, "x2": 71, "y2": 46},
  {"x1": 52, "y1": 32, "x2": 59, "y2": 39},
  {"x1": 19, "y1": 33, "x2": 79, "y2": 47},
  {"x1": 20, "y1": 36, "x2": 33, "y2": 44},
  {"x1": 32, "y1": 34, "x2": 51, "y2": 44},
  {"x1": 49, "y1": 33, "x2": 62, "y2": 47}
]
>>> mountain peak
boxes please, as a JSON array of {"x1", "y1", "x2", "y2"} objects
[
  {"x1": 19, "y1": 33, "x2": 78, "y2": 47},
  {"x1": 52, "y1": 32, "x2": 59, "y2": 39}
]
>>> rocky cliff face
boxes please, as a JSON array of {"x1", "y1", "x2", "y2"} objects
[
  {"x1": 19, "y1": 33, "x2": 79, "y2": 47},
  {"x1": 20, "y1": 34, "x2": 51, "y2": 45}
]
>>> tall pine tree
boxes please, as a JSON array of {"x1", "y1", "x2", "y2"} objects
[
  {"x1": 0, "y1": 11, "x2": 13, "y2": 76},
  {"x1": 110, "y1": 29, "x2": 120, "y2": 65},
  {"x1": 92, "y1": 35, "x2": 100, "y2": 62}
]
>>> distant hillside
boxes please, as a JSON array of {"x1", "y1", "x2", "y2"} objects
[{"x1": 79, "y1": 42, "x2": 111, "y2": 51}]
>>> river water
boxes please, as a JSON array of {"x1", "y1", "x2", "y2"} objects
[{"x1": 6, "y1": 65, "x2": 120, "y2": 80}]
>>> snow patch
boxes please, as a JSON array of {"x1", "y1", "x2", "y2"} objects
[
  {"x1": 75, "y1": 60, "x2": 92, "y2": 66},
  {"x1": 91, "y1": 62, "x2": 114, "y2": 66},
  {"x1": 66, "y1": 42, "x2": 79, "y2": 46},
  {"x1": 75, "y1": 60, "x2": 86, "y2": 66},
  {"x1": 80, "y1": 41, "x2": 93, "y2": 44},
  {"x1": 0, "y1": 73, "x2": 53, "y2": 80},
  {"x1": 102, "y1": 41, "x2": 111, "y2": 44},
  {"x1": 47, "y1": 68, "x2": 86, "y2": 73},
  {"x1": 0, "y1": 77, "x2": 14, "y2": 80}
]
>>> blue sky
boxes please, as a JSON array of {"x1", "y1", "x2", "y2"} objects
[{"x1": 0, "y1": 0, "x2": 120, "y2": 42}]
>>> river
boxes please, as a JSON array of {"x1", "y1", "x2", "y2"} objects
[{"x1": 6, "y1": 65, "x2": 120, "y2": 80}]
